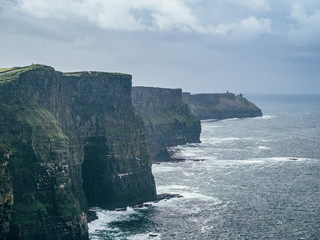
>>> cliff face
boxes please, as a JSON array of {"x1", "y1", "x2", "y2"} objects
[
  {"x1": 0, "y1": 65, "x2": 156, "y2": 239},
  {"x1": 132, "y1": 87, "x2": 201, "y2": 161},
  {"x1": 0, "y1": 144, "x2": 13, "y2": 239},
  {"x1": 182, "y1": 92, "x2": 262, "y2": 120}
]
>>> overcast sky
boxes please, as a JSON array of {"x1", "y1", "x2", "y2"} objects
[{"x1": 1, "y1": 0, "x2": 320, "y2": 94}]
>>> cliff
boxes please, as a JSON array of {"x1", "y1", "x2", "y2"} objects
[
  {"x1": 182, "y1": 92, "x2": 262, "y2": 120},
  {"x1": 0, "y1": 65, "x2": 156, "y2": 239},
  {"x1": 0, "y1": 144, "x2": 13, "y2": 239},
  {"x1": 132, "y1": 87, "x2": 201, "y2": 161}
]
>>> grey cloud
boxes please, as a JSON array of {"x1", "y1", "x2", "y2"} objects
[
  {"x1": 1, "y1": 0, "x2": 320, "y2": 94},
  {"x1": 289, "y1": 4, "x2": 320, "y2": 46}
]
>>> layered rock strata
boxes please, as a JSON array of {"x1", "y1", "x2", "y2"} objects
[
  {"x1": 182, "y1": 92, "x2": 262, "y2": 120},
  {"x1": 0, "y1": 65, "x2": 156, "y2": 239},
  {"x1": 132, "y1": 87, "x2": 201, "y2": 161}
]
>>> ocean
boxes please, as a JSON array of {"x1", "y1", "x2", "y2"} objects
[{"x1": 88, "y1": 94, "x2": 320, "y2": 239}]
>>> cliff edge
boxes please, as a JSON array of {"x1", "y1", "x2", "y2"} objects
[
  {"x1": 182, "y1": 92, "x2": 262, "y2": 120},
  {"x1": 0, "y1": 65, "x2": 156, "y2": 239}
]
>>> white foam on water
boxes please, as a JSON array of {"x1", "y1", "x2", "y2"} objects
[
  {"x1": 156, "y1": 185, "x2": 192, "y2": 194},
  {"x1": 204, "y1": 137, "x2": 241, "y2": 144},
  {"x1": 234, "y1": 159, "x2": 266, "y2": 165},
  {"x1": 269, "y1": 157, "x2": 312, "y2": 162},
  {"x1": 247, "y1": 157, "x2": 315, "y2": 163},
  {"x1": 203, "y1": 125, "x2": 222, "y2": 129},
  {"x1": 88, "y1": 207, "x2": 140, "y2": 237},
  {"x1": 258, "y1": 146, "x2": 272, "y2": 150},
  {"x1": 181, "y1": 191, "x2": 223, "y2": 203},
  {"x1": 152, "y1": 165, "x2": 183, "y2": 174},
  {"x1": 201, "y1": 119, "x2": 218, "y2": 123},
  {"x1": 127, "y1": 233, "x2": 161, "y2": 240},
  {"x1": 182, "y1": 171, "x2": 194, "y2": 177},
  {"x1": 257, "y1": 115, "x2": 277, "y2": 120},
  {"x1": 220, "y1": 118, "x2": 240, "y2": 122}
]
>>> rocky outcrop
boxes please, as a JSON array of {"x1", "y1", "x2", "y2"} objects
[
  {"x1": 132, "y1": 87, "x2": 201, "y2": 161},
  {"x1": 0, "y1": 65, "x2": 156, "y2": 239},
  {"x1": 182, "y1": 92, "x2": 262, "y2": 120}
]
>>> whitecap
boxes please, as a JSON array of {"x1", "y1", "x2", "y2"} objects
[
  {"x1": 88, "y1": 207, "x2": 140, "y2": 237},
  {"x1": 158, "y1": 185, "x2": 191, "y2": 191},
  {"x1": 152, "y1": 165, "x2": 183, "y2": 174},
  {"x1": 181, "y1": 192, "x2": 222, "y2": 203},
  {"x1": 249, "y1": 157, "x2": 315, "y2": 162},
  {"x1": 269, "y1": 157, "x2": 314, "y2": 162},
  {"x1": 156, "y1": 185, "x2": 192, "y2": 195},
  {"x1": 183, "y1": 171, "x2": 195, "y2": 177},
  {"x1": 201, "y1": 119, "x2": 218, "y2": 123},
  {"x1": 258, "y1": 146, "x2": 272, "y2": 150},
  {"x1": 235, "y1": 160, "x2": 266, "y2": 165},
  {"x1": 127, "y1": 233, "x2": 161, "y2": 240},
  {"x1": 257, "y1": 115, "x2": 277, "y2": 120},
  {"x1": 206, "y1": 137, "x2": 241, "y2": 143}
]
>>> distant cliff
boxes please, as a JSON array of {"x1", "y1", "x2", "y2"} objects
[
  {"x1": 182, "y1": 92, "x2": 262, "y2": 120},
  {"x1": 0, "y1": 65, "x2": 157, "y2": 239},
  {"x1": 132, "y1": 87, "x2": 201, "y2": 161}
]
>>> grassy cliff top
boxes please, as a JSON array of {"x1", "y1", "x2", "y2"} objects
[
  {"x1": 0, "y1": 64, "x2": 54, "y2": 84},
  {"x1": 63, "y1": 71, "x2": 131, "y2": 78},
  {"x1": 0, "y1": 64, "x2": 131, "y2": 84}
]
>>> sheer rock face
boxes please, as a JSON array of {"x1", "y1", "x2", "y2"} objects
[
  {"x1": 0, "y1": 65, "x2": 156, "y2": 239},
  {"x1": 182, "y1": 92, "x2": 263, "y2": 120},
  {"x1": 0, "y1": 144, "x2": 13, "y2": 240},
  {"x1": 132, "y1": 87, "x2": 201, "y2": 161}
]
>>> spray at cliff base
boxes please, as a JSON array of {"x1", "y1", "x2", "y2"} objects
[{"x1": 88, "y1": 94, "x2": 320, "y2": 239}]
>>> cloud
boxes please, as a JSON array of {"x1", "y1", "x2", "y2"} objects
[
  {"x1": 289, "y1": 4, "x2": 320, "y2": 46},
  {"x1": 226, "y1": 0, "x2": 270, "y2": 11},
  {"x1": 14, "y1": 0, "x2": 271, "y2": 39},
  {"x1": 210, "y1": 16, "x2": 272, "y2": 40},
  {"x1": 17, "y1": 0, "x2": 205, "y2": 32}
]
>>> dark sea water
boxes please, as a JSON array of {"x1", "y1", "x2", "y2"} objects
[{"x1": 88, "y1": 94, "x2": 320, "y2": 239}]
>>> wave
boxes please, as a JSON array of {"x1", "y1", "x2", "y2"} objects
[
  {"x1": 268, "y1": 157, "x2": 313, "y2": 162},
  {"x1": 201, "y1": 119, "x2": 219, "y2": 123},
  {"x1": 180, "y1": 192, "x2": 222, "y2": 203},
  {"x1": 157, "y1": 185, "x2": 192, "y2": 192},
  {"x1": 127, "y1": 233, "x2": 161, "y2": 240},
  {"x1": 88, "y1": 207, "x2": 139, "y2": 238},
  {"x1": 246, "y1": 157, "x2": 315, "y2": 163},
  {"x1": 203, "y1": 136, "x2": 253, "y2": 144},
  {"x1": 156, "y1": 185, "x2": 221, "y2": 203},
  {"x1": 258, "y1": 146, "x2": 272, "y2": 150},
  {"x1": 256, "y1": 115, "x2": 277, "y2": 120},
  {"x1": 152, "y1": 165, "x2": 183, "y2": 173}
]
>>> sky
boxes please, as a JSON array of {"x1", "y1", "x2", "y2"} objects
[{"x1": 1, "y1": 0, "x2": 320, "y2": 94}]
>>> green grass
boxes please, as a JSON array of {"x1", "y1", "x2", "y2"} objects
[
  {"x1": 12, "y1": 200, "x2": 47, "y2": 225},
  {"x1": 142, "y1": 106, "x2": 199, "y2": 128},
  {"x1": 15, "y1": 103, "x2": 67, "y2": 139},
  {"x1": 0, "y1": 68, "x2": 15, "y2": 73},
  {"x1": 63, "y1": 71, "x2": 131, "y2": 78},
  {"x1": 0, "y1": 64, "x2": 53, "y2": 84}
]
